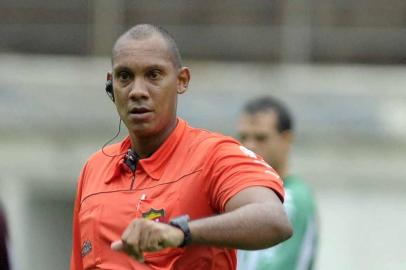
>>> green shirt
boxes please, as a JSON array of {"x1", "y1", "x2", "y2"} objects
[{"x1": 237, "y1": 175, "x2": 318, "y2": 270}]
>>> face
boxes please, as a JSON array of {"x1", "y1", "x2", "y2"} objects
[
  {"x1": 109, "y1": 35, "x2": 190, "y2": 138},
  {"x1": 237, "y1": 110, "x2": 291, "y2": 173}
]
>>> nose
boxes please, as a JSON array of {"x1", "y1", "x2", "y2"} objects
[{"x1": 129, "y1": 77, "x2": 149, "y2": 99}]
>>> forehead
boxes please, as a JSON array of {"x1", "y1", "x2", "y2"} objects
[
  {"x1": 112, "y1": 35, "x2": 174, "y2": 69},
  {"x1": 238, "y1": 110, "x2": 279, "y2": 133}
]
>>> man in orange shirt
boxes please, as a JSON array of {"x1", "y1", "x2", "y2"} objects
[{"x1": 70, "y1": 24, "x2": 292, "y2": 270}]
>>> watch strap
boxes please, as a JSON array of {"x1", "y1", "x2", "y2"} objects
[{"x1": 169, "y1": 215, "x2": 191, "y2": 247}]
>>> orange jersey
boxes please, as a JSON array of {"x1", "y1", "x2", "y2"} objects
[{"x1": 70, "y1": 118, "x2": 284, "y2": 270}]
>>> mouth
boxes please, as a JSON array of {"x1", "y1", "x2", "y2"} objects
[
  {"x1": 129, "y1": 107, "x2": 152, "y2": 114},
  {"x1": 128, "y1": 106, "x2": 153, "y2": 121}
]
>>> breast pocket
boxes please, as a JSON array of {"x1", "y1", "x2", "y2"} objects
[
  {"x1": 79, "y1": 204, "x2": 102, "y2": 269},
  {"x1": 135, "y1": 186, "x2": 180, "y2": 223}
]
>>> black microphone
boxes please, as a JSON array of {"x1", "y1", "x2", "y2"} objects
[{"x1": 124, "y1": 149, "x2": 139, "y2": 172}]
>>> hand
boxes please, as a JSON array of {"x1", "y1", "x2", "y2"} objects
[{"x1": 111, "y1": 218, "x2": 184, "y2": 261}]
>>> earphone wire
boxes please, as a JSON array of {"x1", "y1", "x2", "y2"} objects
[{"x1": 101, "y1": 119, "x2": 128, "y2": 158}]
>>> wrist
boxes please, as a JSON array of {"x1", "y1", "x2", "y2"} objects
[{"x1": 169, "y1": 215, "x2": 192, "y2": 247}]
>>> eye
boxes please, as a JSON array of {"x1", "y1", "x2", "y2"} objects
[
  {"x1": 254, "y1": 134, "x2": 267, "y2": 143},
  {"x1": 239, "y1": 134, "x2": 247, "y2": 142},
  {"x1": 147, "y1": 69, "x2": 162, "y2": 80},
  {"x1": 118, "y1": 71, "x2": 131, "y2": 82}
]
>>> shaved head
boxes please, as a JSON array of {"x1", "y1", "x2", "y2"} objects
[{"x1": 112, "y1": 24, "x2": 182, "y2": 68}]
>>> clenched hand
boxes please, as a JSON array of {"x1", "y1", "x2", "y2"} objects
[{"x1": 111, "y1": 219, "x2": 184, "y2": 261}]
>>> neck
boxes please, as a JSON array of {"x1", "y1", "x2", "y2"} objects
[
  {"x1": 129, "y1": 118, "x2": 177, "y2": 158},
  {"x1": 275, "y1": 163, "x2": 289, "y2": 180}
]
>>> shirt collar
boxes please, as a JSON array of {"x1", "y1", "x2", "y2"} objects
[
  {"x1": 140, "y1": 118, "x2": 186, "y2": 180},
  {"x1": 105, "y1": 118, "x2": 186, "y2": 183}
]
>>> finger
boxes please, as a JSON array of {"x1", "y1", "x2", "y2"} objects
[
  {"x1": 157, "y1": 239, "x2": 166, "y2": 249},
  {"x1": 121, "y1": 220, "x2": 142, "y2": 255},
  {"x1": 112, "y1": 239, "x2": 144, "y2": 262},
  {"x1": 143, "y1": 234, "x2": 161, "y2": 252},
  {"x1": 130, "y1": 252, "x2": 145, "y2": 263},
  {"x1": 127, "y1": 234, "x2": 142, "y2": 256},
  {"x1": 121, "y1": 221, "x2": 136, "y2": 242},
  {"x1": 126, "y1": 221, "x2": 144, "y2": 258},
  {"x1": 149, "y1": 238, "x2": 164, "y2": 252},
  {"x1": 111, "y1": 240, "x2": 124, "y2": 251},
  {"x1": 148, "y1": 228, "x2": 167, "y2": 251},
  {"x1": 125, "y1": 242, "x2": 144, "y2": 262},
  {"x1": 139, "y1": 228, "x2": 152, "y2": 252}
]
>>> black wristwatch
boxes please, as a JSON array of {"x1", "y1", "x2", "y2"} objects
[{"x1": 169, "y1": 215, "x2": 192, "y2": 247}]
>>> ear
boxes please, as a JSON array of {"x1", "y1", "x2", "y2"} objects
[
  {"x1": 107, "y1": 72, "x2": 113, "y2": 82},
  {"x1": 281, "y1": 130, "x2": 293, "y2": 145},
  {"x1": 177, "y1": 67, "x2": 190, "y2": 94}
]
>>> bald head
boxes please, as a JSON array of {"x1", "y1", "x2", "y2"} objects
[{"x1": 112, "y1": 24, "x2": 182, "y2": 68}]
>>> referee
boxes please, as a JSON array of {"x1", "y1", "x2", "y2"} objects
[{"x1": 70, "y1": 24, "x2": 292, "y2": 270}]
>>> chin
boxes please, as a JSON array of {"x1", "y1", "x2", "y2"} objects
[
  {"x1": 126, "y1": 117, "x2": 175, "y2": 138},
  {"x1": 127, "y1": 121, "x2": 156, "y2": 136},
  {"x1": 131, "y1": 128, "x2": 156, "y2": 138}
]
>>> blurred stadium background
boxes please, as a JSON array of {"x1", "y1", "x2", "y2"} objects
[{"x1": 0, "y1": 1, "x2": 406, "y2": 269}]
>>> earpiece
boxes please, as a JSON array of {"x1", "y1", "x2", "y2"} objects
[
  {"x1": 177, "y1": 87, "x2": 187, "y2": 94},
  {"x1": 105, "y1": 80, "x2": 115, "y2": 102}
]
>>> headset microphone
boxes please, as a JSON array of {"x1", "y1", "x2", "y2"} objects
[
  {"x1": 101, "y1": 118, "x2": 139, "y2": 171},
  {"x1": 102, "y1": 81, "x2": 136, "y2": 164},
  {"x1": 124, "y1": 149, "x2": 139, "y2": 172}
]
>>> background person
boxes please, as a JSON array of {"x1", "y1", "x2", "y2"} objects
[
  {"x1": 0, "y1": 203, "x2": 10, "y2": 270},
  {"x1": 237, "y1": 96, "x2": 318, "y2": 270}
]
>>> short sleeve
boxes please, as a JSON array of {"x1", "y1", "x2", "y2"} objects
[{"x1": 208, "y1": 141, "x2": 285, "y2": 213}]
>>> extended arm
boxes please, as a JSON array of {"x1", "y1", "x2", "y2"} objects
[
  {"x1": 112, "y1": 186, "x2": 292, "y2": 259},
  {"x1": 189, "y1": 186, "x2": 292, "y2": 249}
]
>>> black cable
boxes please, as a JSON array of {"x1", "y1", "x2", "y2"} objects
[{"x1": 101, "y1": 119, "x2": 128, "y2": 158}]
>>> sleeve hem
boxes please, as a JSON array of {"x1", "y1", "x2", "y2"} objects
[{"x1": 219, "y1": 182, "x2": 285, "y2": 213}]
